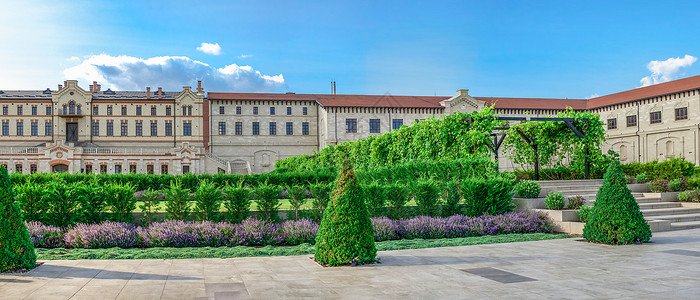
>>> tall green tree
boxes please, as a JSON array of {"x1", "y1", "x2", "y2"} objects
[{"x1": 0, "y1": 165, "x2": 36, "y2": 272}]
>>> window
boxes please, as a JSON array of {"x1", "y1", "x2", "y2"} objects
[
  {"x1": 147, "y1": 165, "x2": 154, "y2": 174},
  {"x1": 30, "y1": 164, "x2": 37, "y2": 174},
  {"x1": 121, "y1": 106, "x2": 127, "y2": 116},
  {"x1": 31, "y1": 122, "x2": 38, "y2": 136},
  {"x1": 235, "y1": 122, "x2": 243, "y2": 135},
  {"x1": 115, "y1": 164, "x2": 122, "y2": 174},
  {"x1": 346, "y1": 119, "x2": 357, "y2": 133},
  {"x1": 46, "y1": 106, "x2": 52, "y2": 115},
  {"x1": 92, "y1": 121, "x2": 99, "y2": 136},
  {"x1": 236, "y1": 107, "x2": 241, "y2": 115},
  {"x1": 136, "y1": 106, "x2": 142, "y2": 116},
  {"x1": 166, "y1": 106, "x2": 172, "y2": 116},
  {"x1": 107, "y1": 121, "x2": 114, "y2": 136},
  {"x1": 270, "y1": 107, "x2": 275, "y2": 115},
  {"x1": 151, "y1": 106, "x2": 157, "y2": 116},
  {"x1": 93, "y1": 106, "x2": 99, "y2": 115},
  {"x1": 303, "y1": 107, "x2": 308, "y2": 115},
  {"x1": 182, "y1": 165, "x2": 190, "y2": 174},
  {"x1": 219, "y1": 106, "x2": 225, "y2": 115},
  {"x1": 392, "y1": 119, "x2": 403, "y2": 130},
  {"x1": 626, "y1": 115, "x2": 637, "y2": 127},
  {"x1": 252, "y1": 122, "x2": 260, "y2": 135},
  {"x1": 17, "y1": 106, "x2": 23, "y2": 115},
  {"x1": 45, "y1": 121, "x2": 52, "y2": 136},
  {"x1": 2, "y1": 122, "x2": 8, "y2": 136},
  {"x1": 100, "y1": 165, "x2": 107, "y2": 174},
  {"x1": 68, "y1": 102, "x2": 75, "y2": 114},
  {"x1": 370, "y1": 119, "x2": 380, "y2": 133},
  {"x1": 183, "y1": 122, "x2": 192, "y2": 136},
  {"x1": 85, "y1": 165, "x2": 93, "y2": 174},
  {"x1": 16, "y1": 122, "x2": 23, "y2": 136},
  {"x1": 107, "y1": 105, "x2": 113, "y2": 115},
  {"x1": 165, "y1": 122, "x2": 172, "y2": 136},
  {"x1": 135, "y1": 122, "x2": 143, "y2": 136},
  {"x1": 650, "y1": 111, "x2": 661, "y2": 124},
  {"x1": 218, "y1": 122, "x2": 226, "y2": 135},
  {"x1": 151, "y1": 122, "x2": 158, "y2": 136},
  {"x1": 31, "y1": 106, "x2": 37, "y2": 116},
  {"x1": 286, "y1": 122, "x2": 293, "y2": 135},
  {"x1": 269, "y1": 122, "x2": 276, "y2": 135},
  {"x1": 302, "y1": 122, "x2": 309, "y2": 135},
  {"x1": 188, "y1": 106, "x2": 192, "y2": 116},
  {"x1": 2, "y1": 106, "x2": 7, "y2": 115},
  {"x1": 675, "y1": 107, "x2": 688, "y2": 120},
  {"x1": 253, "y1": 107, "x2": 258, "y2": 115},
  {"x1": 286, "y1": 107, "x2": 292, "y2": 115},
  {"x1": 15, "y1": 164, "x2": 22, "y2": 173},
  {"x1": 161, "y1": 164, "x2": 168, "y2": 175},
  {"x1": 182, "y1": 106, "x2": 187, "y2": 116},
  {"x1": 129, "y1": 165, "x2": 137, "y2": 173},
  {"x1": 121, "y1": 121, "x2": 128, "y2": 136},
  {"x1": 607, "y1": 118, "x2": 617, "y2": 130}
]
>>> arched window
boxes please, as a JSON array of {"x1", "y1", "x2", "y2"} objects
[
  {"x1": 77, "y1": 104, "x2": 82, "y2": 115},
  {"x1": 62, "y1": 104, "x2": 67, "y2": 115},
  {"x1": 666, "y1": 141, "x2": 675, "y2": 159},
  {"x1": 69, "y1": 101, "x2": 76, "y2": 114}
]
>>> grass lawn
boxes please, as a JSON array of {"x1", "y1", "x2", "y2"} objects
[
  {"x1": 133, "y1": 199, "x2": 420, "y2": 212},
  {"x1": 35, "y1": 233, "x2": 570, "y2": 260}
]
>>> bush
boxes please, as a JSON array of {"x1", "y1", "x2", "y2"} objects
[
  {"x1": 0, "y1": 165, "x2": 36, "y2": 272},
  {"x1": 370, "y1": 217, "x2": 403, "y2": 241},
  {"x1": 164, "y1": 179, "x2": 192, "y2": 220},
  {"x1": 315, "y1": 161, "x2": 376, "y2": 266},
  {"x1": 567, "y1": 195, "x2": 586, "y2": 210},
  {"x1": 514, "y1": 180, "x2": 541, "y2": 198},
  {"x1": 64, "y1": 221, "x2": 139, "y2": 249},
  {"x1": 649, "y1": 179, "x2": 669, "y2": 193},
  {"x1": 385, "y1": 183, "x2": 410, "y2": 220},
  {"x1": 44, "y1": 181, "x2": 78, "y2": 227},
  {"x1": 400, "y1": 212, "x2": 551, "y2": 239},
  {"x1": 239, "y1": 218, "x2": 283, "y2": 246},
  {"x1": 136, "y1": 189, "x2": 163, "y2": 225},
  {"x1": 578, "y1": 206, "x2": 593, "y2": 223},
  {"x1": 689, "y1": 177, "x2": 700, "y2": 189},
  {"x1": 363, "y1": 182, "x2": 387, "y2": 217},
  {"x1": 309, "y1": 183, "x2": 333, "y2": 222},
  {"x1": 74, "y1": 182, "x2": 108, "y2": 224},
  {"x1": 280, "y1": 219, "x2": 318, "y2": 245},
  {"x1": 441, "y1": 181, "x2": 462, "y2": 217},
  {"x1": 621, "y1": 158, "x2": 695, "y2": 181},
  {"x1": 222, "y1": 185, "x2": 252, "y2": 224},
  {"x1": 286, "y1": 185, "x2": 308, "y2": 220},
  {"x1": 461, "y1": 177, "x2": 515, "y2": 217},
  {"x1": 582, "y1": 160, "x2": 651, "y2": 245},
  {"x1": 411, "y1": 179, "x2": 441, "y2": 217},
  {"x1": 635, "y1": 173, "x2": 649, "y2": 184},
  {"x1": 254, "y1": 184, "x2": 283, "y2": 222},
  {"x1": 141, "y1": 220, "x2": 239, "y2": 247},
  {"x1": 669, "y1": 177, "x2": 689, "y2": 192},
  {"x1": 105, "y1": 183, "x2": 136, "y2": 222},
  {"x1": 624, "y1": 174, "x2": 635, "y2": 184},
  {"x1": 545, "y1": 192, "x2": 566, "y2": 210},
  {"x1": 677, "y1": 190, "x2": 700, "y2": 202},
  {"x1": 194, "y1": 181, "x2": 223, "y2": 221},
  {"x1": 25, "y1": 221, "x2": 64, "y2": 248},
  {"x1": 677, "y1": 191, "x2": 691, "y2": 201},
  {"x1": 15, "y1": 181, "x2": 48, "y2": 222}
]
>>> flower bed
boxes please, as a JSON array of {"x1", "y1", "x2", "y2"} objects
[{"x1": 26, "y1": 211, "x2": 551, "y2": 249}]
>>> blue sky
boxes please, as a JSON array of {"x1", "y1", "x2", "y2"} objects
[{"x1": 2, "y1": 0, "x2": 699, "y2": 99}]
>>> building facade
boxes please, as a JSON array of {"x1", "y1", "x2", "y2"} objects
[{"x1": 1, "y1": 76, "x2": 699, "y2": 174}]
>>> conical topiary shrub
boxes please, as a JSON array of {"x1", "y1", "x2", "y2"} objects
[
  {"x1": 582, "y1": 159, "x2": 651, "y2": 245},
  {"x1": 315, "y1": 160, "x2": 376, "y2": 266},
  {"x1": 0, "y1": 165, "x2": 37, "y2": 272}
]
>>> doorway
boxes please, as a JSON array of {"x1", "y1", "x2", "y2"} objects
[
  {"x1": 66, "y1": 122, "x2": 78, "y2": 143},
  {"x1": 52, "y1": 164, "x2": 69, "y2": 173}
]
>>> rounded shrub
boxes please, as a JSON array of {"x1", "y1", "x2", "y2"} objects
[
  {"x1": 545, "y1": 192, "x2": 566, "y2": 210},
  {"x1": 514, "y1": 180, "x2": 541, "y2": 198},
  {"x1": 678, "y1": 191, "x2": 691, "y2": 202},
  {"x1": 0, "y1": 165, "x2": 37, "y2": 272},
  {"x1": 315, "y1": 160, "x2": 376, "y2": 266},
  {"x1": 635, "y1": 173, "x2": 649, "y2": 184},
  {"x1": 582, "y1": 160, "x2": 651, "y2": 245},
  {"x1": 669, "y1": 177, "x2": 689, "y2": 192},
  {"x1": 567, "y1": 195, "x2": 586, "y2": 210},
  {"x1": 461, "y1": 177, "x2": 515, "y2": 217},
  {"x1": 648, "y1": 179, "x2": 669, "y2": 193},
  {"x1": 577, "y1": 206, "x2": 593, "y2": 223}
]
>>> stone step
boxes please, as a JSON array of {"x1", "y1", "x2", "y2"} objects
[
  {"x1": 552, "y1": 189, "x2": 602, "y2": 195},
  {"x1": 536, "y1": 179, "x2": 603, "y2": 186},
  {"x1": 645, "y1": 212, "x2": 700, "y2": 222},
  {"x1": 642, "y1": 207, "x2": 700, "y2": 217},
  {"x1": 670, "y1": 221, "x2": 700, "y2": 231},
  {"x1": 542, "y1": 185, "x2": 603, "y2": 190},
  {"x1": 638, "y1": 202, "x2": 683, "y2": 210},
  {"x1": 634, "y1": 197, "x2": 664, "y2": 203}
]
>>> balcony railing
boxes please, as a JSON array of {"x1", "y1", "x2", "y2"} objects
[
  {"x1": 57, "y1": 111, "x2": 84, "y2": 117},
  {"x1": 0, "y1": 147, "x2": 40, "y2": 154}
]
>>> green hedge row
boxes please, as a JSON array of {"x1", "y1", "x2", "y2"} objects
[{"x1": 512, "y1": 157, "x2": 697, "y2": 181}]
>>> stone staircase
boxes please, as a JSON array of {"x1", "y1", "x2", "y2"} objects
[{"x1": 536, "y1": 180, "x2": 700, "y2": 232}]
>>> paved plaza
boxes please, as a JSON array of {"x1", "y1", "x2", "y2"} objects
[{"x1": 2, "y1": 228, "x2": 700, "y2": 299}]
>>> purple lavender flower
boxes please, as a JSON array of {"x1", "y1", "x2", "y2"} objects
[
  {"x1": 371, "y1": 217, "x2": 402, "y2": 241},
  {"x1": 64, "y1": 221, "x2": 139, "y2": 249},
  {"x1": 25, "y1": 221, "x2": 64, "y2": 248},
  {"x1": 280, "y1": 218, "x2": 318, "y2": 245}
]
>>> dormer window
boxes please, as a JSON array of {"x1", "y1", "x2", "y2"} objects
[
  {"x1": 103, "y1": 89, "x2": 116, "y2": 95},
  {"x1": 42, "y1": 88, "x2": 52, "y2": 94}
]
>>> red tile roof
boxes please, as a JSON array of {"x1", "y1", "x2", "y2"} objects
[
  {"x1": 587, "y1": 75, "x2": 700, "y2": 109},
  {"x1": 208, "y1": 92, "x2": 449, "y2": 108},
  {"x1": 477, "y1": 97, "x2": 587, "y2": 110}
]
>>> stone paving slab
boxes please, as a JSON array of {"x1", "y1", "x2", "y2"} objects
[{"x1": 3, "y1": 228, "x2": 700, "y2": 299}]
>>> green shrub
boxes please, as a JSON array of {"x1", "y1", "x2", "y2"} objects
[
  {"x1": 363, "y1": 182, "x2": 387, "y2": 217},
  {"x1": 441, "y1": 181, "x2": 462, "y2": 217},
  {"x1": 44, "y1": 181, "x2": 78, "y2": 227},
  {"x1": 677, "y1": 189, "x2": 700, "y2": 202},
  {"x1": 514, "y1": 180, "x2": 540, "y2": 198},
  {"x1": 635, "y1": 173, "x2": 649, "y2": 184},
  {"x1": 411, "y1": 179, "x2": 441, "y2": 217},
  {"x1": 582, "y1": 160, "x2": 651, "y2": 245},
  {"x1": 137, "y1": 189, "x2": 162, "y2": 225},
  {"x1": 194, "y1": 180, "x2": 223, "y2": 221},
  {"x1": 669, "y1": 177, "x2": 689, "y2": 192},
  {"x1": 624, "y1": 174, "x2": 635, "y2": 184},
  {"x1": 222, "y1": 185, "x2": 252, "y2": 224},
  {"x1": 545, "y1": 192, "x2": 566, "y2": 210},
  {"x1": 73, "y1": 182, "x2": 108, "y2": 224},
  {"x1": 254, "y1": 184, "x2": 283, "y2": 222},
  {"x1": 355, "y1": 157, "x2": 497, "y2": 184},
  {"x1": 0, "y1": 165, "x2": 36, "y2": 272},
  {"x1": 106, "y1": 183, "x2": 136, "y2": 222},
  {"x1": 310, "y1": 183, "x2": 333, "y2": 221},
  {"x1": 689, "y1": 177, "x2": 700, "y2": 189},
  {"x1": 461, "y1": 177, "x2": 515, "y2": 217},
  {"x1": 315, "y1": 161, "x2": 376, "y2": 266},
  {"x1": 578, "y1": 206, "x2": 593, "y2": 223},
  {"x1": 385, "y1": 183, "x2": 410, "y2": 219},
  {"x1": 286, "y1": 185, "x2": 308, "y2": 220},
  {"x1": 648, "y1": 179, "x2": 669, "y2": 193},
  {"x1": 567, "y1": 195, "x2": 586, "y2": 210},
  {"x1": 164, "y1": 179, "x2": 192, "y2": 220},
  {"x1": 621, "y1": 158, "x2": 695, "y2": 181},
  {"x1": 15, "y1": 181, "x2": 48, "y2": 222},
  {"x1": 678, "y1": 191, "x2": 691, "y2": 201}
]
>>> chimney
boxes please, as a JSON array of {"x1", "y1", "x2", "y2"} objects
[
  {"x1": 64, "y1": 80, "x2": 67, "y2": 88},
  {"x1": 58, "y1": 84, "x2": 63, "y2": 90},
  {"x1": 146, "y1": 87, "x2": 151, "y2": 99},
  {"x1": 89, "y1": 85, "x2": 94, "y2": 92},
  {"x1": 197, "y1": 81, "x2": 203, "y2": 93},
  {"x1": 96, "y1": 84, "x2": 101, "y2": 92},
  {"x1": 157, "y1": 87, "x2": 163, "y2": 99},
  {"x1": 93, "y1": 81, "x2": 99, "y2": 92}
]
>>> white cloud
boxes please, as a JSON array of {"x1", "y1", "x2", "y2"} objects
[
  {"x1": 640, "y1": 55, "x2": 697, "y2": 87},
  {"x1": 63, "y1": 54, "x2": 284, "y2": 92},
  {"x1": 66, "y1": 56, "x2": 81, "y2": 62},
  {"x1": 586, "y1": 93, "x2": 600, "y2": 99},
  {"x1": 238, "y1": 54, "x2": 253, "y2": 59},
  {"x1": 196, "y1": 42, "x2": 222, "y2": 55}
]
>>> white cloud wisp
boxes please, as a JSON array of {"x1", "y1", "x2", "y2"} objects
[
  {"x1": 640, "y1": 55, "x2": 697, "y2": 86},
  {"x1": 63, "y1": 54, "x2": 284, "y2": 92},
  {"x1": 196, "y1": 42, "x2": 222, "y2": 55}
]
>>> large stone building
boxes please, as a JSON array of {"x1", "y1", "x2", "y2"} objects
[{"x1": 1, "y1": 76, "x2": 699, "y2": 174}]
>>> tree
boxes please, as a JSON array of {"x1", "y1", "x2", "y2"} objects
[
  {"x1": 0, "y1": 165, "x2": 36, "y2": 272},
  {"x1": 582, "y1": 159, "x2": 651, "y2": 245},
  {"x1": 315, "y1": 160, "x2": 376, "y2": 266}
]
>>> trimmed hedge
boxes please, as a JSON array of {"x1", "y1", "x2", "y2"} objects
[{"x1": 0, "y1": 165, "x2": 36, "y2": 272}]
